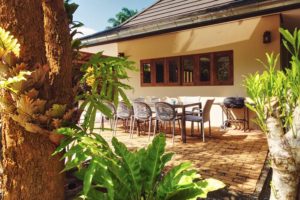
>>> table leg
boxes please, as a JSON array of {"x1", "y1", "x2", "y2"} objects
[
  {"x1": 244, "y1": 106, "x2": 246, "y2": 132},
  {"x1": 247, "y1": 107, "x2": 250, "y2": 130},
  {"x1": 181, "y1": 107, "x2": 186, "y2": 143}
]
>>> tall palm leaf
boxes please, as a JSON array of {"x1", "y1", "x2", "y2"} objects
[{"x1": 107, "y1": 7, "x2": 138, "y2": 29}]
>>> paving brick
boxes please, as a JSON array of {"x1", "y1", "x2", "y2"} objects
[{"x1": 101, "y1": 126, "x2": 268, "y2": 196}]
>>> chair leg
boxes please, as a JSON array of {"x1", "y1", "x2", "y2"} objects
[
  {"x1": 137, "y1": 121, "x2": 140, "y2": 136},
  {"x1": 131, "y1": 118, "x2": 136, "y2": 138},
  {"x1": 177, "y1": 119, "x2": 181, "y2": 132},
  {"x1": 172, "y1": 120, "x2": 175, "y2": 144},
  {"x1": 148, "y1": 119, "x2": 152, "y2": 141},
  {"x1": 209, "y1": 120, "x2": 211, "y2": 136},
  {"x1": 113, "y1": 117, "x2": 118, "y2": 136},
  {"x1": 101, "y1": 116, "x2": 104, "y2": 131},
  {"x1": 124, "y1": 119, "x2": 127, "y2": 132},
  {"x1": 191, "y1": 122, "x2": 194, "y2": 136},
  {"x1": 129, "y1": 117, "x2": 133, "y2": 137},
  {"x1": 153, "y1": 119, "x2": 157, "y2": 137},
  {"x1": 201, "y1": 121, "x2": 205, "y2": 142}
]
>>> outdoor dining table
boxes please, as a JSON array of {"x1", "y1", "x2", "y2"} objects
[
  {"x1": 135, "y1": 100, "x2": 202, "y2": 143},
  {"x1": 173, "y1": 102, "x2": 202, "y2": 143}
]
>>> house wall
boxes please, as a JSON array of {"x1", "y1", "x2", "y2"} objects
[
  {"x1": 117, "y1": 14, "x2": 281, "y2": 129},
  {"x1": 81, "y1": 43, "x2": 118, "y2": 57},
  {"x1": 84, "y1": 14, "x2": 281, "y2": 129},
  {"x1": 118, "y1": 14, "x2": 280, "y2": 98}
]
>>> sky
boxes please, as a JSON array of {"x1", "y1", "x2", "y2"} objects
[{"x1": 73, "y1": 0, "x2": 156, "y2": 37}]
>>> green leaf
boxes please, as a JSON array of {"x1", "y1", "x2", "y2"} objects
[
  {"x1": 142, "y1": 133, "x2": 166, "y2": 196},
  {"x1": 83, "y1": 160, "x2": 97, "y2": 195},
  {"x1": 112, "y1": 137, "x2": 142, "y2": 199},
  {"x1": 89, "y1": 107, "x2": 96, "y2": 133},
  {"x1": 91, "y1": 98, "x2": 113, "y2": 118},
  {"x1": 196, "y1": 178, "x2": 226, "y2": 198}
]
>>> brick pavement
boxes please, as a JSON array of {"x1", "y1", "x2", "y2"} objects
[{"x1": 100, "y1": 125, "x2": 268, "y2": 195}]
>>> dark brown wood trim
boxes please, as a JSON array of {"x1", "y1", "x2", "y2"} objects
[{"x1": 140, "y1": 50, "x2": 234, "y2": 87}]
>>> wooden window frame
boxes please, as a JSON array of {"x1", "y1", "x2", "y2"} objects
[
  {"x1": 166, "y1": 57, "x2": 181, "y2": 86},
  {"x1": 140, "y1": 50, "x2": 234, "y2": 87},
  {"x1": 195, "y1": 53, "x2": 213, "y2": 86},
  {"x1": 140, "y1": 59, "x2": 153, "y2": 86},
  {"x1": 181, "y1": 55, "x2": 195, "y2": 86},
  {"x1": 153, "y1": 58, "x2": 166, "y2": 86},
  {"x1": 213, "y1": 50, "x2": 234, "y2": 85}
]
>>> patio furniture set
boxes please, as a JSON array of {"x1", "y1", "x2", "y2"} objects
[{"x1": 98, "y1": 97, "x2": 215, "y2": 143}]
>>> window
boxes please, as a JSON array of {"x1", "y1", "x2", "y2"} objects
[
  {"x1": 214, "y1": 51, "x2": 233, "y2": 85},
  {"x1": 154, "y1": 60, "x2": 165, "y2": 84},
  {"x1": 198, "y1": 54, "x2": 211, "y2": 84},
  {"x1": 166, "y1": 58, "x2": 180, "y2": 85},
  {"x1": 182, "y1": 56, "x2": 194, "y2": 85},
  {"x1": 141, "y1": 60, "x2": 152, "y2": 85},
  {"x1": 140, "y1": 50, "x2": 233, "y2": 86}
]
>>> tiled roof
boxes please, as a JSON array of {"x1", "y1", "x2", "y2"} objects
[
  {"x1": 122, "y1": 0, "x2": 249, "y2": 28},
  {"x1": 81, "y1": 0, "x2": 300, "y2": 45}
]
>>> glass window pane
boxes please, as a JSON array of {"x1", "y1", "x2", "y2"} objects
[
  {"x1": 199, "y1": 56, "x2": 210, "y2": 82},
  {"x1": 168, "y1": 59, "x2": 178, "y2": 83},
  {"x1": 216, "y1": 55, "x2": 230, "y2": 81},
  {"x1": 182, "y1": 57, "x2": 193, "y2": 83},
  {"x1": 142, "y1": 63, "x2": 151, "y2": 83},
  {"x1": 155, "y1": 61, "x2": 164, "y2": 83}
]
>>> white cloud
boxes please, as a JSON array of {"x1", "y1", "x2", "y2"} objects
[{"x1": 73, "y1": 26, "x2": 97, "y2": 39}]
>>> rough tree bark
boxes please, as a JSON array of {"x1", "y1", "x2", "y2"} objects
[
  {"x1": 0, "y1": 0, "x2": 73, "y2": 199},
  {"x1": 266, "y1": 106, "x2": 300, "y2": 200},
  {"x1": 42, "y1": 0, "x2": 73, "y2": 105}
]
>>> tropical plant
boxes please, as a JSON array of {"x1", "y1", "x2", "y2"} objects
[
  {"x1": 244, "y1": 28, "x2": 300, "y2": 200},
  {"x1": 64, "y1": 0, "x2": 84, "y2": 52},
  {"x1": 54, "y1": 129, "x2": 225, "y2": 200},
  {"x1": 107, "y1": 7, "x2": 138, "y2": 29},
  {"x1": 77, "y1": 52, "x2": 136, "y2": 134}
]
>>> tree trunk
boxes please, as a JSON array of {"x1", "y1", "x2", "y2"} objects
[
  {"x1": 266, "y1": 107, "x2": 300, "y2": 200},
  {"x1": 0, "y1": 0, "x2": 73, "y2": 199},
  {"x1": 42, "y1": 0, "x2": 73, "y2": 105}
]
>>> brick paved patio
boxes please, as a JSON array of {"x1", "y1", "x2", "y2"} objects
[{"x1": 100, "y1": 125, "x2": 268, "y2": 196}]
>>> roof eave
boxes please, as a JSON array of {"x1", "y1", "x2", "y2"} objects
[{"x1": 82, "y1": 0, "x2": 300, "y2": 47}]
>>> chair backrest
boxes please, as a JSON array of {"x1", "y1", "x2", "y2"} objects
[
  {"x1": 155, "y1": 102, "x2": 176, "y2": 121},
  {"x1": 202, "y1": 99, "x2": 215, "y2": 122},
  {"x1": 133, "y1": 102, "x2": 152, "y2": 120},
  {"x1": 150, "y1": 97, "x2": 160, "y2": 103},
  {"x1": 178, "y1": 96, "x2": 201, "y2": 104},
  {"x1": 133, "y1": 97, "x2": 145, "y2": 102},
  {"x1": 117, "y1": 102, "x2": 132, "y2": 119}
]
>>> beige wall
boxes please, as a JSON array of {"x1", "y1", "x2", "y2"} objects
[
  {"x1": 85, "y1": 14, "x2": 281, "y2": 129},
  {"x1": 82, "y1": 43, "x2": 118, "y2": 57},
  {"x1": 118, "y1": 14, "x2": 280, "y2": 99}
]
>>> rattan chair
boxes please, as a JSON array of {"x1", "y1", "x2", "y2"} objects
[
  {"x1": 113, "y1": 102, "x2": 133, "y2": 136},
  {"x1": 100, "y1": 101, "x2": 116, "y2": 134},
  {"x1": 185, "y1": 99, "x2": 215, "y2": 142},
  {"x1": 131, "y1": 102, "x2": 154, "y2": 140},
  {"x1": 154, "y1": 102, "x2": 181, "y2": 144}
]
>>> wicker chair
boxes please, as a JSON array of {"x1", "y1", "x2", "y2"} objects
[
  {"x1": 100, "y1": 101, "x2": 116, "y2": 134},
  {"x1": 154, "y1": 102, "x2": 181, "y2": 144},
  {"x1": 131, "y1": 102, "x2": 154, "y2": 140},
  {"x1": 113, "y1": 102, "x2": 133, "y2": 136},
  {"x1": 133, "y1": 97, "x2": 146, "y2": 102},
  {"x1": 185, "y1": 99, "x2": 215, "y2": 142}
]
